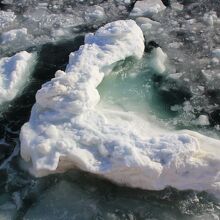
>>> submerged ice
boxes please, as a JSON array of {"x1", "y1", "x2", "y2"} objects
[{"x1": 20, "y1": 20, "x2": 220, "y2": 197}]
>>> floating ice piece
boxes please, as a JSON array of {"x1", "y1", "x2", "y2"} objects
[
  {"x1": 1, "y1": 28, "x2": 29, "y2": 45},
  {"x1": 203, "y1": 11, "x2": 219, "y2": 27},
  {"x1": 84, "y1": 5, "x2": 106, "y2": 23},
  {"x1": 0, "y1": 11, "x2": 16, "y2": 30},
  {"x1": 194, "y1": 115, "x2": 210, "y2": 126},
  {"x1": 212, "y1": 49, "x2": 220, "y2": 58},
  {"x1": 149, "y1": 47, "x2": 167, "y2": 74},
  {"x1": 0, "y1": 201, "x2": 16, "y2": 220},
  {"x1": 0, "y1": 51, "x2": 36, "y2": 105},
  {"x1": 130, "y1": 0, "x2": 166, "y2": 18},
  {"x1": 20, "y1": 20, "x2": 220, "y2": 198},
  {"x1": 135, "y1": 17, "x2": 161, "y2": 33}
]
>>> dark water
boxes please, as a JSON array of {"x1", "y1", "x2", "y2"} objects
[{"x1": 0, "y1": 36, "x2": 219, "y2": 220}]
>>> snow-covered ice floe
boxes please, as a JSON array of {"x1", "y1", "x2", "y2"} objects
[
  {"x1": 20, "y1": 20, "x2": 220, "y2": 198},
  {"x1": 0, "y1": 51, "x2": 36, "y2": 105},
  {"x1": 0, "y1": 0, "x2": 134, "y2": 57}
]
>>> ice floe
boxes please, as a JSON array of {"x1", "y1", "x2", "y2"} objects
[
  {"x1": 0, "y1": 51, "x2": 36, "y2": 105},
  {"x1": 20, "y1": 20, "x2": 220, "y2": 197}
]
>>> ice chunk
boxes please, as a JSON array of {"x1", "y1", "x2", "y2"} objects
[
  {"x1": 212, "y1": 49, "x2": 220, "y2": 58},
  {"x1": 135, "y1": 17, "x2": 161, "y2": 33},
  {"x1": 20, "y1": 20, "x2": 220, "y2": 197},
  {"x1": 0, "y1": 194, "x2": 17, "y2": 220},
  {"x1": 194, "y1": 115, "x2": 210, "y2": 126},
  {"x1": 0, "y1": 202, "x2": 16, "y2": 220},
  {"x1": 130, "y1": 0, "x2": 166, "y2": 18},
  {"x1": 0, "y1": 51, "x2": 37, "y2": 105},
  {"x1": 1, "y1": 28, "x2": 30, "y2": 45},
  {"x1": 0, "y1": 11, "x2": 16, "y2": 30},
  {"x1": 149, "y1": 47, "x2": 167, "y2": 74}
]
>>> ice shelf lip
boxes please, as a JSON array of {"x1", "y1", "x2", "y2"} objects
[
  {"x1": 20, "y1": 20, "x2": 220, "y2": 199},
  {"x1": 0, "y1": 51, "x2": 37, "y2": 106}
]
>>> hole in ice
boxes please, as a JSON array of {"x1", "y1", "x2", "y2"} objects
[{"x1": 98, "y1": 54, "x2": 191, "y2": 122}]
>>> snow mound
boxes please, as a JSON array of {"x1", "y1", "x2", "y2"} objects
[
  {"x1": 0, "y1": 51, "x2": 36, "y2": 105},
  {"x1": 20, "y1": 20, "x2": 220, "y2": 197}
]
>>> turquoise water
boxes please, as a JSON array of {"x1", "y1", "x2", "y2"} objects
[{"x1": 98, "y1": 56, "x2": 189, "y2": 125}]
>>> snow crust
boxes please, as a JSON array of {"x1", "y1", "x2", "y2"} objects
[
  {"x1": 0, "y1": 51, "x2": 36, "y2": 105},
  {"x1": 20, "y1": 20, "x2": 220, "y2": 197}
]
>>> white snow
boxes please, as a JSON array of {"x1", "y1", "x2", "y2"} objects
[
  {"x1": 130, "y1": 0, "x2": 166, "y2": 18},
  {"x1": 0, "y1": 51, "x2": 36, "y2": 105},
  {"x1": 20, "y1": 20, "x2": 220, "y2": 197}
]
